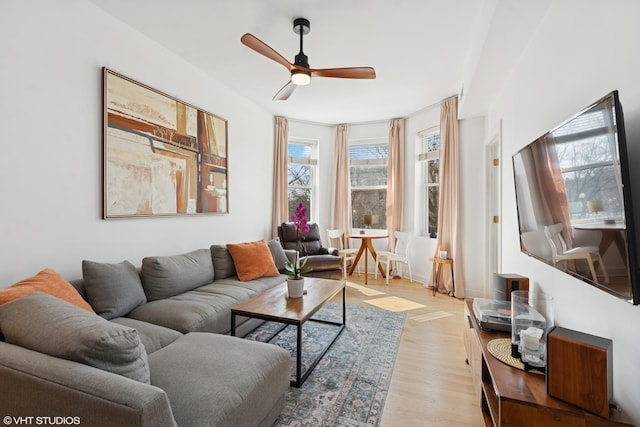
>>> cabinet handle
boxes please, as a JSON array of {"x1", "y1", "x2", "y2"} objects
[{"x1": 467, "y1": 315, "x2": 473, "y2": 329}]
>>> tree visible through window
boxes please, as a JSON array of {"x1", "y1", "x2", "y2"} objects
[
  {"x1": 349, "y1": 139, "x2": 388, "y2": 230},
  {"x1": 418, "y1": 128, "x2": 441, "y2": 237},
  {"x1": 288, "y1": 139, "x2": 317, "y2": 220}
]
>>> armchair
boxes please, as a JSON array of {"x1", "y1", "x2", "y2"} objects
[{"x1": 278, "y1": 222, "x2": 343, "y2": 280}]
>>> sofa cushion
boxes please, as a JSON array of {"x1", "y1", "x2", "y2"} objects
[
  {"x1": 127, "y1": 275, "x2": 286, "y2": 334},
  {"x1": 227, "y1": 240, "x2": 280, "y2": 281},
  {"x1": 82, "y1": 260, "x2": 147, "y2": 319},
  {"x1": 148, "y1": 332, "x2": 290, "y2": 427},
  {"x1": 110, "y1": 317, "x2": 182, "y2": 354},
  {"x1": 267, "y1": 237, "x2": 289, "y2": 271},
  {"x1": 211, "y1": 245, "x2": 237, "y2": 280},
  {"x1": 0, "y1": 269, "x2": 94, "y2": 313},
  {"x1": 0, "y1": 292, "x2": 150, "y2": 383},
  {"x1": 141, "y1": 249, "x2": 214, "y2": 301}
]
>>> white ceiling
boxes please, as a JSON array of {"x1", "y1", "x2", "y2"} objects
[{"x1": 88, "y1": 0, "x2": 550, "y2": 124}]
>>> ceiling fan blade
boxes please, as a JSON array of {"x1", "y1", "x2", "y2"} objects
[
  {"x1": 311, "y1": 67, "x2": 376, "y2": 79},
  {"x1": 273, "y1": 81, "x2": 297, "y2": 101},
  {"x1": 241, "y1": 33, "x2": 293, "y2": 70}
]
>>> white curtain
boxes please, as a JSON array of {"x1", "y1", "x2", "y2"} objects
[
  {"x1": 432, "y1": 97, "x2": 464, "y2": 297},
  {"x1": 331, "y1": 124, "x2": 351, "y2": 243},
  {"x1": 387, "y1": 118, "x2": 405, "y2": 251},
  {"x1": 272, "y1": 117, "x2": 289, "y2": 237}
]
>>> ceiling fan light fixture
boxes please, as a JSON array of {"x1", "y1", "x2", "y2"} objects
[{"x1": 291, "y1": 70, "x2": 311, "y2": 86}]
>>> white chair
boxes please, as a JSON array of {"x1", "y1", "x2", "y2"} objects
[
  {"x1": 327, "y1": 229, "x2": 360, "y2": 279},
  {"x1": 543, "y1": 223, "x2": 609, "y2": 283},
  {"x1": 375, "y1": 231, "x2": 413, "y2": 285}
]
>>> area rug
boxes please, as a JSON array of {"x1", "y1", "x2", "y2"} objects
[{"x1": 244, "y1": 302, "x2": 406, "y2": 427}]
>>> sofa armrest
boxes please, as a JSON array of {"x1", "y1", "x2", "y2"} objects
[
  {"x1": 284, "y1": 249, "x2": 298, "y2": 265},
  {"x1": 0, "y1": 342, "x2": 176, "y2": 427}
]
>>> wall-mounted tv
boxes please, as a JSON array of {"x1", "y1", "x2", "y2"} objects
[{"x1": 512, "y1": 90, "x2": 639, "y2": 305}]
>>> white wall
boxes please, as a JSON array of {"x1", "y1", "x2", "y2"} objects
[
  {"x1": 0, "y1": 0, "x2": 274, "y2": 284},
  {"x1": 487, "y1": 1, "x2": 640, "y2": 422}
]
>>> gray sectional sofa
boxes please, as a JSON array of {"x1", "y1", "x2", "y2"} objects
[{"x1": 0, "y1": 239, "x2": 297, "y2": 427}]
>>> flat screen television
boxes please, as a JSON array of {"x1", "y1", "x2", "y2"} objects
[{"x1": 512, "y1": 90, "x2": 639, "y2": 304}]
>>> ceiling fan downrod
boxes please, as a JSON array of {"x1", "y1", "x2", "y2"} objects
[{"x1": 293, "y1": 18, "x2": 310, "y2": 68}]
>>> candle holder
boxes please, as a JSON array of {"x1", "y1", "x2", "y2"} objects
[{"x1": 511, "y1": 290, "x2": 554, "y2": 372}]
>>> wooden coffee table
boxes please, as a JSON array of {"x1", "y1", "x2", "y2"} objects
[{"x1": 230, "y1": 277, "x2": 346, "y2": 387}]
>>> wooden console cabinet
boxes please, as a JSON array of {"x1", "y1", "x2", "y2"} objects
[{"x1": 463, "y1": 300, "x2": 633, "y2": 427}]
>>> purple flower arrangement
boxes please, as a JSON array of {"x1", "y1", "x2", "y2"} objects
[{"x1": 285, "y1": 203, "x2": 312, "y2": 279}]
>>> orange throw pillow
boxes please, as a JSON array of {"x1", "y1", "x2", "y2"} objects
[
  {"x1": 226, "y1": 240, "x2": 280, "y2": 282},
  {"x1": 0, "y1": 269, "x2": 95, "y2": 313}
]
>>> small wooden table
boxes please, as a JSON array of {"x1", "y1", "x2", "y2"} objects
[
  {"x1": 230, "y1": 278, "x2": 346, "y2": 387},
  {"x1": 429, "y1": 257, "x2": 455, "y2": 296},
  {"x1": 347, "y1": 233, "x2": 388, "y2": 284}
]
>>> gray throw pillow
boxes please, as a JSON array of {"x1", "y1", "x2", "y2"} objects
[
  {"x1": 82, "y1": 260, "x2": 147, "y2": 319},
  {"x1": 141, "y1": 249, "x2": 214, "y2": 301},
  {"x1": 267, "y1": 237, "x2": 289, "y2": 271},
  {"x1": 0, "y1": 292, "x2": 150, "y2": 383},
  {"x1": 210, "y1": 245, "x2": 237, "y2": 280}
]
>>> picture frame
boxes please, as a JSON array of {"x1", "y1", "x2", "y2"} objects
[{"x1": 102, "y1": 68, "x2": 228, "y2": 218}]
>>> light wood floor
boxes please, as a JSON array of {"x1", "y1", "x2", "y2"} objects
[{"x1": 330, "y1": 275, "x2": 484, "y2": 426}]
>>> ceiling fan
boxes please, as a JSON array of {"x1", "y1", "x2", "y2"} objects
[{"x1": 241, "y1": 18, "x2": 376, "y2": 101}]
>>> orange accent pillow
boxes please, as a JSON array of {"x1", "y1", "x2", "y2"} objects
[
  {"x1": 226, "y1": 240, "x2": 280, "y2": 282},
  {"x1": 0, "y1": 269, "x2": 95, "y2": 313}
]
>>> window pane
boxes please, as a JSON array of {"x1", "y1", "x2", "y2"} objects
[
  {"x1": 288, "y1": 164, "x2": 311, "y2": 187},
  {"x1": 288, "y1": 188, "x2": 311, "y2": 219},
  {"x1": 350, "y1": 165, "x2": 388, "y2": 186},
  {"x1": 428, "y1": 186, "x2": 439, "y2": 235},
  {"x1": 421, "y1": 132, "x2": 441, "y2": 153},
  {"x1": 418, "y1": 128, "x2": 441, "y2": 237},
  {"x1": 288, "y1": 142, "x2": 313, "y2": 160},
  {"x1": 427, "y1": 158, "x2": 439, "y2": 184},
  {"x1": 349, "y1": 144, "x2": 389, "y2": 161},
  {"x1": 287, "y1": 139, "x2": 316, "y2": 221},
  {"x1": 351, "y1": 189, "x2": 386, "y2": 228}
]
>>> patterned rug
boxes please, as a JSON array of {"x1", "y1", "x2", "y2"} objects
[{"x1": 244, "y1": 302, "x2": 406, "y2": 427}]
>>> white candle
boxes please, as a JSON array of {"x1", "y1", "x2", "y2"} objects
[{"x1": 521, "y1": 327, "x2": 543, "y2": 351}]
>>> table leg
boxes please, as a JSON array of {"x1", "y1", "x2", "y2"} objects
[
  {"x1": 230, "y1": 312, "x2": 236, "y2": 336},
  {"x1": 450, "y1": 262, "x2": 455, "y2": 295},
  {"x1": 342, "y1": 287, "x2": 346, "y2": 326},
  {"x1": 432, "y1": 262, "x2": 439, "y2": 296},
  {"x1": 296, "y1": 323, "x2": 302, "y2": 386},
  {"x1": 366, "y1": 239, "x2": 386, "y2": 277},
  {"x1": 348, "y1": 243, "x2": 366, "y2": 276},
  {"x1": 364, "y1": 246, "x2": 369, "y2": 284}
]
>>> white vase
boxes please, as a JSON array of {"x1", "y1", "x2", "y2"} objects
[{"x1": 287, "y1": 277, "x2": 305, "y2": 298}]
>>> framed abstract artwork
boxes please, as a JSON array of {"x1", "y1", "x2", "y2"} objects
[{"x1": 102, "y1": 68, "x2": 228, "y2": 218}]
